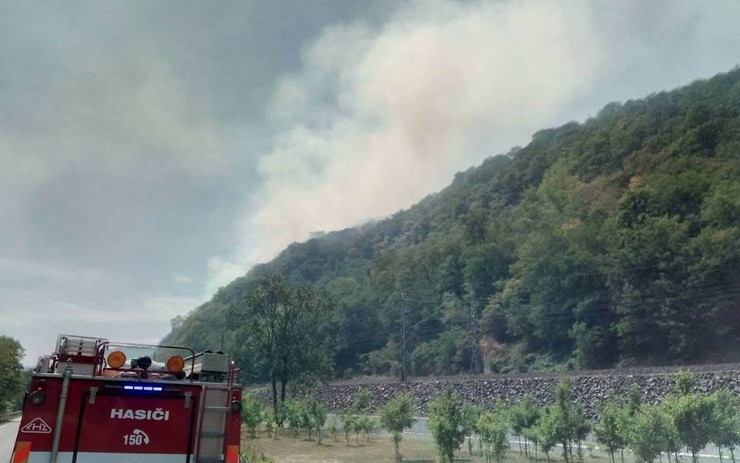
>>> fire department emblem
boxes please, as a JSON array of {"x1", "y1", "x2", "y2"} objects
[{"x1": 21, "y1": 418, "x2": 52, "y2": 434}]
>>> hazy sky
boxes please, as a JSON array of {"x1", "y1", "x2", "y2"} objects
[{"x1": 1, "y1": 0, "x2": 739, "y2": 363}]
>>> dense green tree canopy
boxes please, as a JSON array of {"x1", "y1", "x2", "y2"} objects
[
  {"x1": 165, "y1": 68, "x2": 740, "y2": 379},
  {"x1": 0, "y1": 336, "x2": 24, "y2": 412}
]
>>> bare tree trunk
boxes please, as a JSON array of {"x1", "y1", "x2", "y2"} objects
[{"x1": 271, "y1": 374, "x2": 279, "y2": 422}]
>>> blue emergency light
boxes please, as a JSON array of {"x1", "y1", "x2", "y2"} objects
[{"x1": 123, "y1": 385, "x2": 163, "y2": 392}]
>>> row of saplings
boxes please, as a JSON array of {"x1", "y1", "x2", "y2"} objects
[
  {"x1": 241, "y1": 389, "x2": 390, "y2": 445},
  {"x1": 242, "y1": 371, "x2": 740, "y2": 463}
]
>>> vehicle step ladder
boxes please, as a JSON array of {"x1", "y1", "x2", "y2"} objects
[{"x1": 197, "y1": 386, "x2": 230, "y2": 463}]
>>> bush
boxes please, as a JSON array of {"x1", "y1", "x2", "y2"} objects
[
  {"x1": 353, "y1": 389, "x2": 371, "y2": 413},
  {"x1": 282, "y1": 399, "x2": 305, "y2": 437},
  {"x1": 241, "y1": 394, "x2": 263, "y2": 438}
]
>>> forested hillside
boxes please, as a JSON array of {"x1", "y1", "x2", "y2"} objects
[{"x1": 164, "y1": 68, "x2": 740, "y2": 379}]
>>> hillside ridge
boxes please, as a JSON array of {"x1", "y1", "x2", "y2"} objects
[{"x1": 165, "y1": 67, "x2": 740, "y2": 380}]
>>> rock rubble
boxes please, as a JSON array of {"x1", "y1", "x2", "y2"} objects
[{"x1": 251, "y1": 366, "x2": 740, "y2": 419}]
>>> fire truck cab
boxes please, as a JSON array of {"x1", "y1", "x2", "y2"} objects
[{"x1": 11, "y1": 335, "x2": 242, "y2": 463}]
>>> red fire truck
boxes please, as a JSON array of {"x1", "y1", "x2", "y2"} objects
[{"x1": 11, "y1": 335, "x2": 242, "y2": 463}]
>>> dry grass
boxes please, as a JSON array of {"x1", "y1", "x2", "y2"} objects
[
  {"x1": 239, "y1": 432, "x2": 600, "y2": 463},
  {"x1": 242, "y1": 433, "x2": 455, "y2": 463}
]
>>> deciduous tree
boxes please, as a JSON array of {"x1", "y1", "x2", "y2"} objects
[
  {"x1": 0, "y1": 336, "x2": 23, "y2": 413},
  {"x1": 428, "y1": 388, "x2": 465, "y2": 463},
  {"x1": 234, "y1": 275, "x2": 335, "y2": 419},
  {"x1": 380, "y1": 393, "x2": 416, "y2": 461}
]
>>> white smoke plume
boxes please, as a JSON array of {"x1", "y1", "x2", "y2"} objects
[
  {"x1": 206, "y1": 0, "x2": 600, "y2": 290},
  {"x1": 207, "y1": 0, "x2": 740, "y2": 292}
]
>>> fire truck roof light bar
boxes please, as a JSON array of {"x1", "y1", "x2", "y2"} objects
[{"x1": 123, "y1": 385, "x2": 163, "y2": 391}]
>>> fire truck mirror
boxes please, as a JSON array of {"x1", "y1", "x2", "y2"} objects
[
  {"x1": 27, "y1": 390, "x2": 46, "y2": 406},
  {"x1": 230, "y1": 400, "x2": 242, "y2": 413}
]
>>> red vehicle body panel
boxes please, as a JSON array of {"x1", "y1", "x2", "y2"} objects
[
  {"x1": 12, "y1": 336, "x2": 241, "y2": 463},
  {"x1": 15, "y1": 377, "x2": 207, "y2": 463}
]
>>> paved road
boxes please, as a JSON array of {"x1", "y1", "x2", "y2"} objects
[{"x1": 0, "y1": 418, "x2": 20, "y2": 462}]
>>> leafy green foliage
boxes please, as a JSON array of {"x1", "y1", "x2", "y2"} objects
[
  {"x1": 542, "y1": 379, "x2": 591, "y2": 463},
  {"x1": 477, "y1": 411, "x2": 509, "y2": 463},
  {"x1": 351, "y1": 415, "x2": 376, "y2": 443},
  {"x1": 665, "y1": 392, "x2": 716, "y2": 463},
  {"x1": 281, "y1": 399, "x2": 305, "y2": 437},
  {"x1": 231, "y1": 275, "x2": 336, "y2": 417},
  {"x1": 306, "y1": 398, "x2": 327, "y2": 444},
  {"x1": 509, "y1": 395, "x2": 541, "y2": 455},
  {"x1": 594, "y1": 398, "x2": 629, "y2": 463},
  {"x1": 328, "y1": 418, "x2": 338, "y2": 442},
  {"x1": 12, "y1": 369, "x2": 32, "y2": 412},
  {"x1": 241, "y1": 394, "x2": 263, "y2": 438},
  {"x1": 352, "y1": 389, "x2": 371, "y2": 413},
  {"x1": 461, "y1": 402, "x2": 484, "y2": 455},
  {"x1": 674, "y1": 369, "x2": 696, "y2": 395},
  {"x1": 428, "y1": 388, "x2": 466, "y2": 463},
  {"x1": 0, "y1": 336, "x2": 23, "y2": 413},
  {"x1": 380, "y1": 393, "x2": 416, "y2": 461},
  {"x1": 629, "y1": 404, "x2": 675, "y2": 463},
  {"x1": 341, "y1": 413, "x2": 356, "y2": 444},
  {"x1": 709, "y1": 390, "x2": 740, "y2": 459},
  {"x1": 165, "y1": 68, "x2": 740, "y2": 378}
]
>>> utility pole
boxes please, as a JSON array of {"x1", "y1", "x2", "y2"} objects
[
  {"x1": 470, "y1": 296, "x2": 482, "y2": 374},
  {"x1": 401, "y1": 292, "x2": 408, "y2": 382}
]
